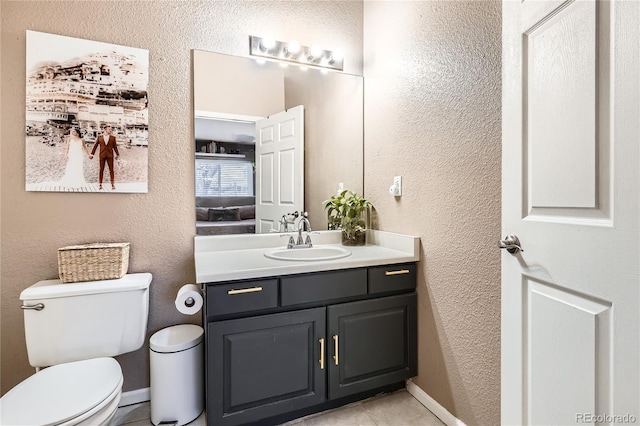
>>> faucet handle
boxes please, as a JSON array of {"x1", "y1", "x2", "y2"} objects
[{"x1": 304, "y1": 234, "x2": 313, "y2": 247}]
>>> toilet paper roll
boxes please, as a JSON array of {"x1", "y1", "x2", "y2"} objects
[{"x1": 175, "y1": 284, "x2": 203, "y2": 315}]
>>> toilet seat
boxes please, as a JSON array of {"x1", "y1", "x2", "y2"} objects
[
  {"x1": 0, "y1": 357, "x2": 123, "y2": 426},
  {"x1": 60, "y1": 385, "x2": 121, "y2": 426}
]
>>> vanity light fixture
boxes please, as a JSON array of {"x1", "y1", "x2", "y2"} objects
[{"x1": 249, "y1": 35, "x2": 344, "y2": 71}]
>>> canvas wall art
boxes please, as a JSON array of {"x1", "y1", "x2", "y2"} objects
[{"x1": 25, "y1": 31, "x2": 149, "y2": 193}]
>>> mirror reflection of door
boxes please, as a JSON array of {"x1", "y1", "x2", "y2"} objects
[
  {"x1": 255, "y1": 106, "x2": 304, "y2": 233},
  {"x1": 195, "y1": 107, "x2": 305, "y2": 236}
]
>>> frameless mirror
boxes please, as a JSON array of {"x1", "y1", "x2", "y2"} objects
[{"x1": 193, "y1": 50, "x2": 363, "y2": 236}]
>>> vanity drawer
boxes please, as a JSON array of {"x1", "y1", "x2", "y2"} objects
[
  {"x1": 281, "y1": 269, "x2": 367, "y2": 306},
  {"x1": 207, "y1": 279, "x2": 278, "y2": 316},
  {"x1": 368, "y1": 263, "x2": 416, "y2": 294}
]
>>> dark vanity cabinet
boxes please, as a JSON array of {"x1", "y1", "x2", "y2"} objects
[
  {"x1": 207, "y1": 308, "x2": 326, "y2": 425},
  {"x1": 204, "y1": 263, "x2": 417, "y2": 426},
  {"x1": 327, "y1": 293, "x2": 417, "y2": 400}
]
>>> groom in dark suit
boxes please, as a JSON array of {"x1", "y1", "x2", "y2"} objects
[{"x1": 90, "y1": 125, "x2": 120, "y2": 190}]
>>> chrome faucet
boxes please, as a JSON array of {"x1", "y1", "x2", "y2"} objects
[
  {"x1": 297, "y1": 216, "x2": 311, "y2": 246},
  {"x1": 281, "y1": 211, "x2": 299, "y2": 232},
  {"x1": 270, "y1": 211, "x2": 299, "y2": 233},
  {"x1": 285, "y1": 212, "x2": 312, "y2": 249}
]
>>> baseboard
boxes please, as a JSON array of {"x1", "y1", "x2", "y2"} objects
[
  {"x1": 119, "y1": 387, "x2": 150, "y2": 407},
  {"x1": 120, "y1": 381, "x2": 467, "y2": 421},
  {"x1": 406, "y1": 379, "x2": 467, "y2": 426}
]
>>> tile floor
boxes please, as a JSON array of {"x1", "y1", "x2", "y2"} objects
[{"x1": 112, "y1": 390, "x2": 445, "y2": 426}]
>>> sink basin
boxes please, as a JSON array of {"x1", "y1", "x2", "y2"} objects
[{"x1": 264, "y1": 245, "x2": 352, "y2": 261}]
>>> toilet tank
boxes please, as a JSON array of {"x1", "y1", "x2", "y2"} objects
[{"x1": 20, "y1": 273, "x2": 152, "y2": 367}]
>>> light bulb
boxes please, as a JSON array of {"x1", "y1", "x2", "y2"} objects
[
  {"x1": 287, "y1": 40, "x2": 301, "y2": 55},
  {"x1": 261, "y1": 37, "x2": 276, "y2": 51},
  {"x1": 309, "y1": 44, "x2": 323, "y2": 59}
]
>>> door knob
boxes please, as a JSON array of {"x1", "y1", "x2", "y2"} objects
[{"x1": 498, "y1": 234, "x2": 523, "y2": 254}]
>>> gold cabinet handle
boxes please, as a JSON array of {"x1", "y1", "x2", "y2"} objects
[
  {"x1": 385, "y1": 269, "x2": 410, "y2": 276},
  {"x1": 227, "y1": 286, "x2": 263, "y2": 295},
  {"x1": 333, "y1": 334, "x2": 339, "y2": 365},
  {"x1": 319, "y1": 338, "x2": 325, "y2": 370}
]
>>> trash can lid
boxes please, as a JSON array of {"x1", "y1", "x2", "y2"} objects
[{"x1": 150, "y1": 324, "x2": 204, "y2": 353}]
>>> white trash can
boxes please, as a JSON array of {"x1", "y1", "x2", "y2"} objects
[{"x1": 150, "y1": 324, "x2": 204, "y2": 426}]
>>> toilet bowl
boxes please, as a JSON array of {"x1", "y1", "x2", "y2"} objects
[
  {"x1": 0, "y1": 357, "x2": 123, "y2": 426},
  {"x1": 1, "y1": 273, "x2": 151, "y2": 425}
]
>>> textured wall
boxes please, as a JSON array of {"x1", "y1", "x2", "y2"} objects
[
  {"x1": 0, "y1": 0, "x2": 363, "y2": 394},
  {"x1": 363, "y1": 2, "x2": 502, "y2": 425}
]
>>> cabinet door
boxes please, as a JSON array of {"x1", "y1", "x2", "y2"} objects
[
  {"x1": 327, "y1": 293, "x2": 417, "y2": 400},
  {"x1": 207, "y1": 307, "x2": 326, "y2": 426}
]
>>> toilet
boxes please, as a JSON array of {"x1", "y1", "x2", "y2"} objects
[{"x1": 0, "y1": 273, "x2": 152, "y2": 426}]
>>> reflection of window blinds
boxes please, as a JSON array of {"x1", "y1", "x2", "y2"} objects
[{"x1": 195, "y1": 158, "x2": 254, "y2": 197}]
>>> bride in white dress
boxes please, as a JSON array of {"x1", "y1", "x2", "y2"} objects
[{"x1": 59, "y1": 128, "x2": 90, "y2": 189}]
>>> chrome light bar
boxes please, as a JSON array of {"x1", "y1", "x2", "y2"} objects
[{"x1": 249, "y1": 35, "x2": 344, "y2": 71}]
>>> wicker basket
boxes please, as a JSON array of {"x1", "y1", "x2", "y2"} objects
[{"x1": 58, "y1": 242, "x2": 130, "y2": 283}]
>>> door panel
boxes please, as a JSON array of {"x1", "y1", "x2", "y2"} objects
[
  {"x1": 327, "y1": 293, "x2": 417, "y2": 400},
  {"x1": 502, "y1": 1, "x2": 639, "y2": 424},
  {"x1": 207, "y1": 307, "x2": 325, "y2": 426},
  {"x1": 259, "y1": 151, "x2": 274, "y2": 204},
  {"x1": 226, "y1": 325, "x2": 311, "y2": 408},
  {"x1": 522, "y1": 0, "x2": 612, "y2": 223},
  {"x1": 527, "y1": 277, "x2": 611, "y2": 425},
  {"x1": 279, "y1": 148, "x2": 296, "y2": 204},
  {"x1": 340, "y1": 308, "x2": 407, "y2": 377},
  {"x1": 525, "y1": 1, "x2": 597, "y2": 209}
]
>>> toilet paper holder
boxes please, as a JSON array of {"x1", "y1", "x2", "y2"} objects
[{"x1": 175, "y1": 284, "x2": 204, "y2": 315}]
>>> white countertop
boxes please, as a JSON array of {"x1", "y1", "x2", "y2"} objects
[{"x1": 195, "y1": 230, "x2": 420, "y2": 283}]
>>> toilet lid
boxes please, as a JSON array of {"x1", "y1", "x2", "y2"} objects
[{"x1": 0, "y1": 357, "x2": 122, "y2": 426}]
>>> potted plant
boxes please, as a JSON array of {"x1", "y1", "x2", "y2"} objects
[
  {"x1": 323, "y1": 190, "x2": 372, "y2": 246},
  {"x1": 323, "y1": 192, "x2": 344, "y2": 231}
]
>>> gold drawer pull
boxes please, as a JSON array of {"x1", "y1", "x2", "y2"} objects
[
  {"x1": 333, "y1": 335, "x2": 339, "y2": 365},
  {"x1": 319, "y1": 338, "x2": 325, "y2": 370},
  {"x1": 227, "y1": 286, "x2": 263, "y2": 295},
  {"x1": 385, "y1": 269, "x2": 410, "y2": 276}
]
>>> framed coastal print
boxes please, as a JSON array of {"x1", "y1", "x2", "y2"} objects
[{"x1": 25, "y1": 31, "x2": 149, "y2": 193}]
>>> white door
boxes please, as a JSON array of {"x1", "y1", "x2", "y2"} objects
[
  {"x1": 502, "y1": 1, "x2": 639, "y2": 425},
  {"x1": 255, "y1": 106, "x2": 304, "y2": 233}
]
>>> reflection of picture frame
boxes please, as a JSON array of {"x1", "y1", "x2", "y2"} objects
[{"x1": 25, "y1": 31, "x2": 149, "y2": 193}]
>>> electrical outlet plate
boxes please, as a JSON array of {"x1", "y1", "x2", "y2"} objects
[{"x1": 338, "y1": 182, "x2": 344, "y2": 192}]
